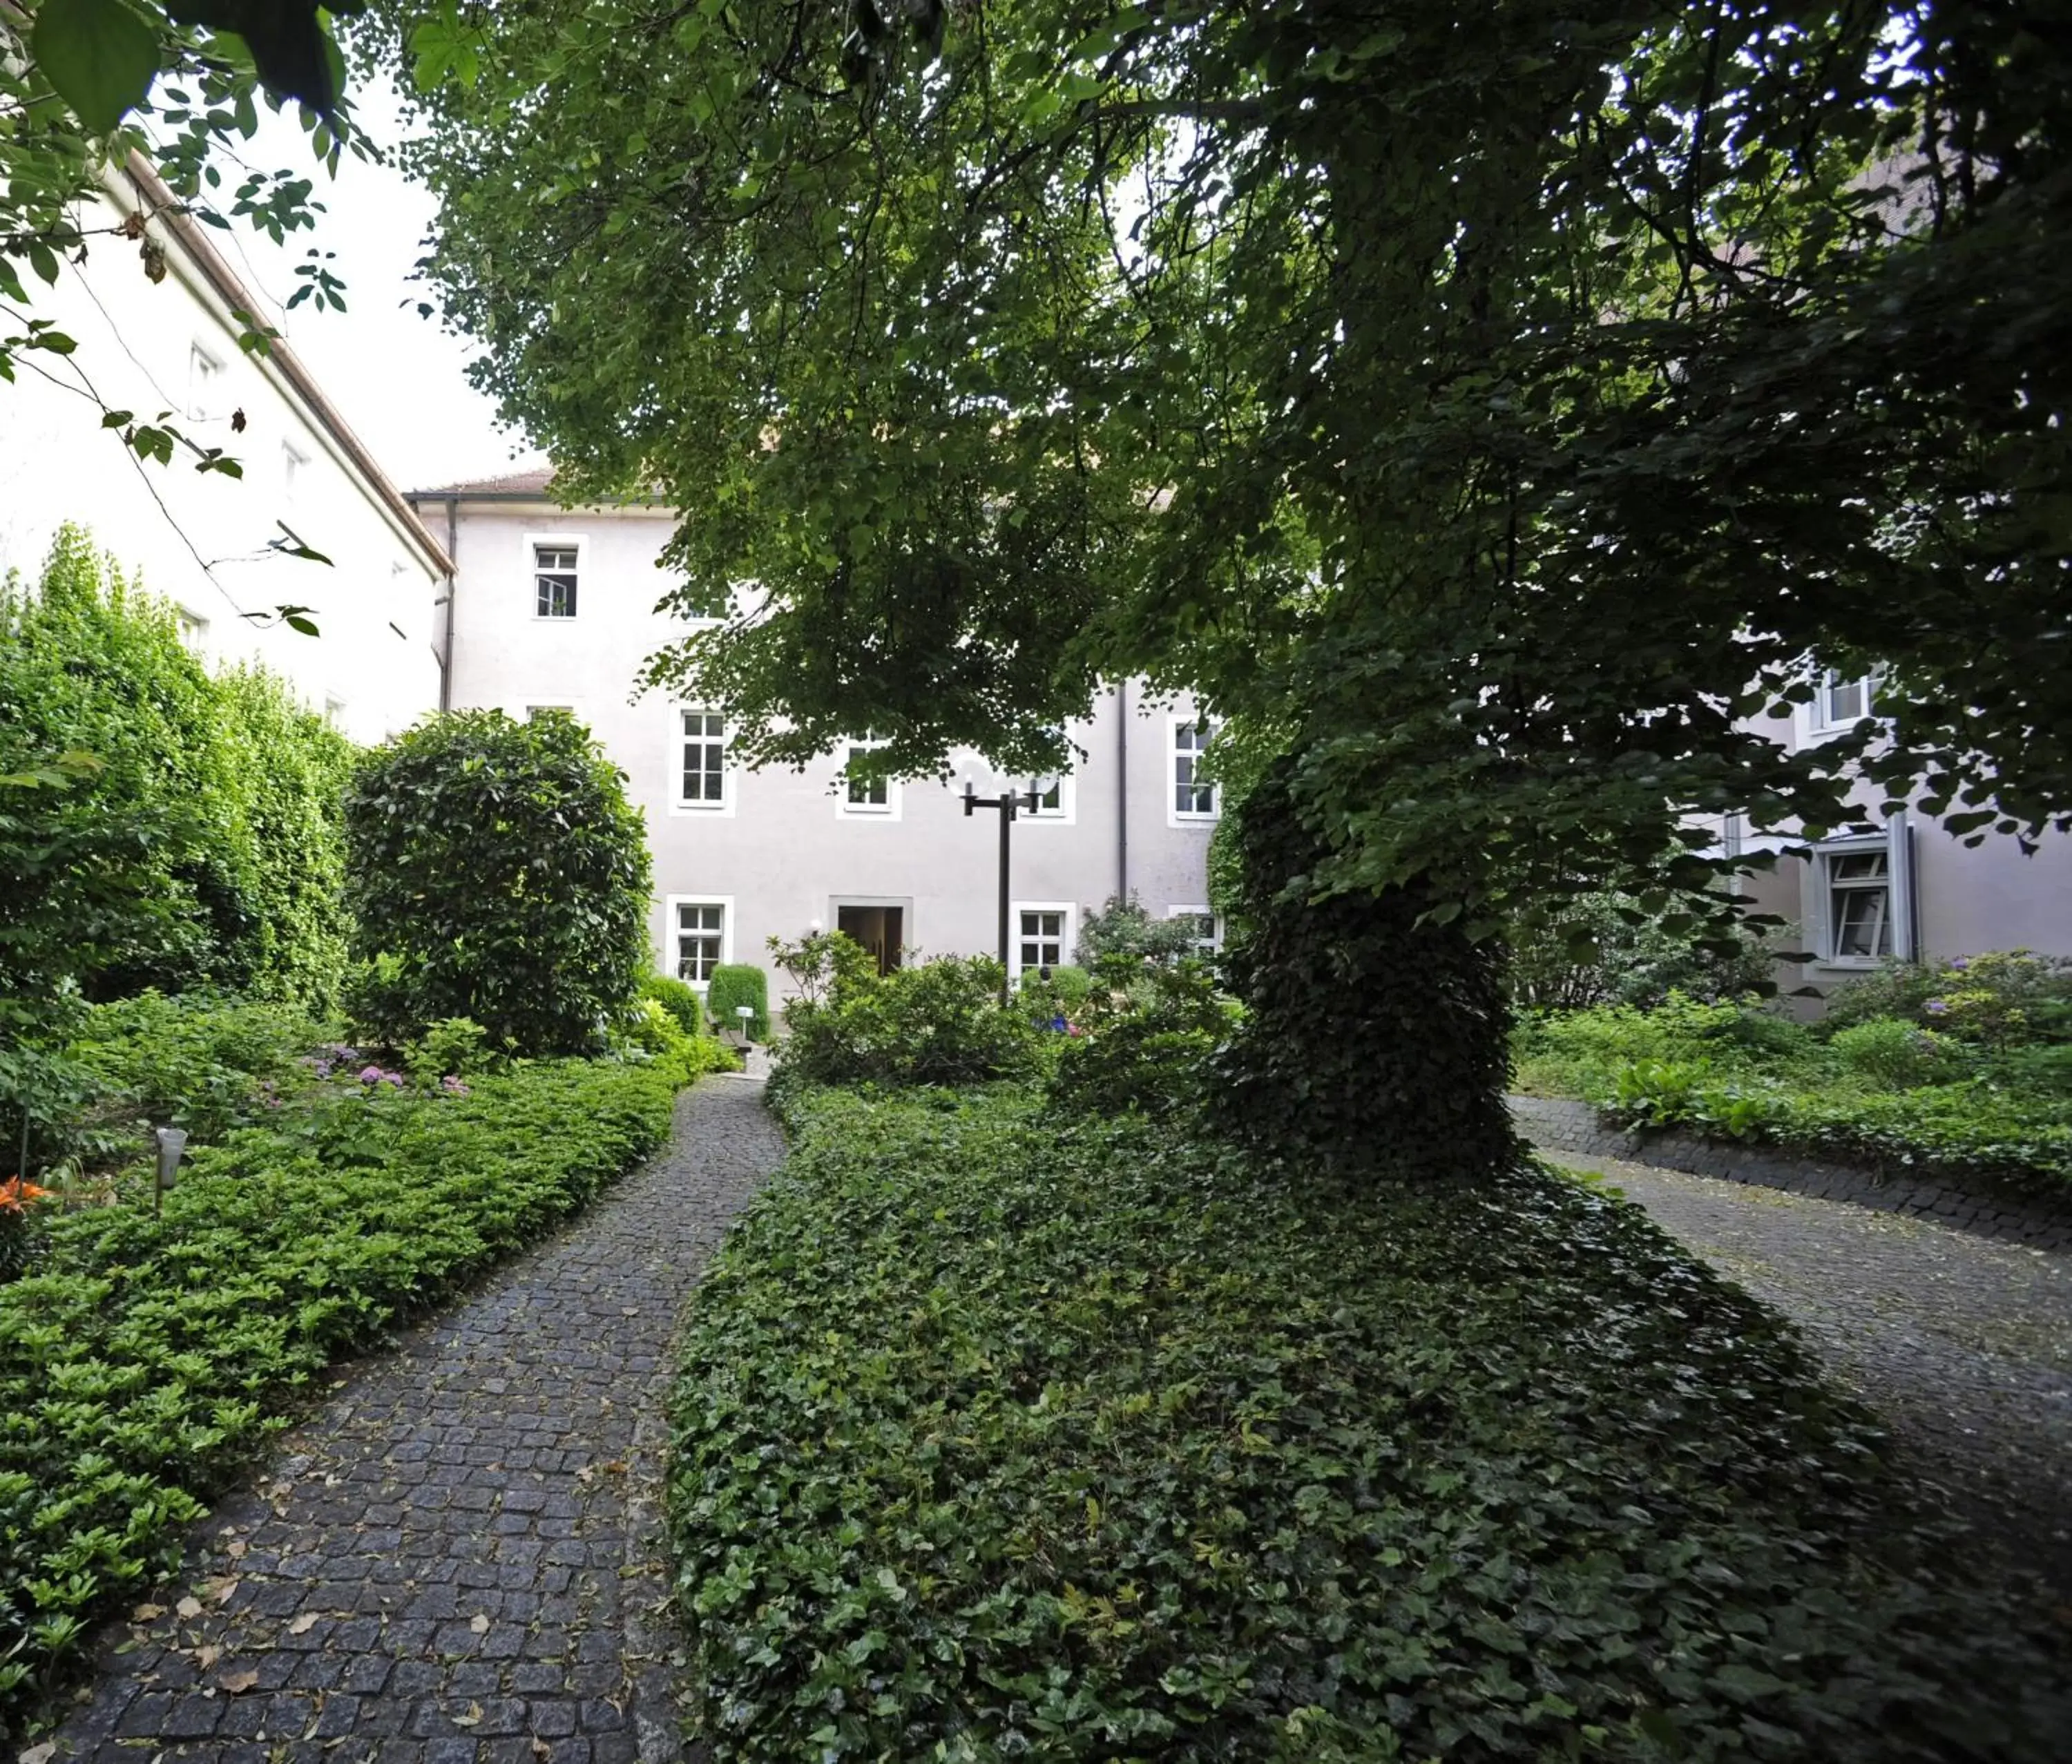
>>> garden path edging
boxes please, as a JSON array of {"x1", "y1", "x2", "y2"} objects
[
  {"x1": 1509, "y1": 1093, "x2": 2072, "y2": 1252},
  {"x1": 41, "y1": 1071, "x2": 783, "y2": 1764}
]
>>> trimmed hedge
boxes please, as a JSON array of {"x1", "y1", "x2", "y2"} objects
[
  {"x1": 707, "y1": 964, "x2": 769, "y2": 1042},
  {"x1": 668, "y1": 1086, "x2": 2066, "y2": 1761},
  {"x1": 0, "y1": 1045, "x2": 708, "y2": 1737}
]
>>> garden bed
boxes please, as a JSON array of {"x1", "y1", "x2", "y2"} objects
[
  {"x1": 0, "y1": 1039, "x2": 720, "y2": 1740},
  {"x1": 666, "y1": 1084, "x2": 2067, "y2": 1761}
]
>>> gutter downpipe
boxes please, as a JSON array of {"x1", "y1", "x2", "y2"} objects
[
  {"x1": 1116, "y1": 678, "x2": 1129, "y2": 902},
  {"x1": 439, "y1": 497, "x2": 459, "y2": 712}
]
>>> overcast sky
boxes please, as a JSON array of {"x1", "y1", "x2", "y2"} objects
[{"x1": 228, "y1": 76, "x2": 536, "y2": 494}]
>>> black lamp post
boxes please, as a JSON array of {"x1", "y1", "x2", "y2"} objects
[{"x1": 963, "y1": 781, "x2": 1042, "y2": 1004}]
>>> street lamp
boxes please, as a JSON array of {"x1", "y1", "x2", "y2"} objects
[{"x1": 963, "y1": 781, "x2": 1042, "y2": 1004}]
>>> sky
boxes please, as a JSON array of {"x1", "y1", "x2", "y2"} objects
[{"x1": 222, "y1": 75, "x2": 537, "y2": 494}]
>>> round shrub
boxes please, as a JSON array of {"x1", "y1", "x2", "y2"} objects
[
  {"x1": 1829, "y1": 1017, "x2": 1961, "y2": 1089},
  {"x1": 707, "y1": 964, "x2": 770, "y2": 1041},
  {"x1": 343, "y1": 710, "x2": 651, "y2": 1056},
  {"x1": 642, "y1": 973, "x2": 707, "y2": 1038}
]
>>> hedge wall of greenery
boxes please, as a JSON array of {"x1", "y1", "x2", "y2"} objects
[
  {"x1": 0, "y1": 1042, "x2": 702, "y2": 1738},
  {"x1": 669, "y1": 1085, "x2": 2066, "y2": 1760},
  {"x1": 0, "y1": 526, "x2": 356, "y2": 1013}
]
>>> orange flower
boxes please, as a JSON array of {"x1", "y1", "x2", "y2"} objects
[{"x1": 0, "y1": 1176, "x2": 49, "y2": 1214}]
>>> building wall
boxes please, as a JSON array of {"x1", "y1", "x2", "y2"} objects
[
  {"x1": 429, "y1": 499, "x2": 1220, "y2": 991},
  {"x1": 0, "y1": 182, "x2": 445, "y2": 745}
]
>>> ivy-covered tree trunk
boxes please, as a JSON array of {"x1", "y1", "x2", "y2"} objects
[{"x1": 1211, "y1": 758, "x2": 1515, "y2": 1183}]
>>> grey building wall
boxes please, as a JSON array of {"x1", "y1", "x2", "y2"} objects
[{"x1": 421, "y1": 492, "x2": 1219, "y2": 995}]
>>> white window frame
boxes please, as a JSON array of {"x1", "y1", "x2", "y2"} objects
[
  {"x1": 669, "y1": 705, "x2": 736, "y2": 816},
  {"x1": 1812, "y1": 817, "x2": 1914, "y2": 968},
  {"x1": 323, "y1": 696, "x2": 346, "y2": 728},
  {"x1": 520, "y1": 700, "x2": 582, "y2": 722},
  {"x1": 836, "y1": 740, "x2": 902, "y2": 821},
  {"x1": 280, "y1": 438, "x2": 311, "y2": 504},
  {"x1": 526, "y1": 532, "x2": 583, "y2": 622},
  {"x1": 187, "y1": 343, "x2": 223, "y2": 421},
  {"x1": 666, "y1": 895, "x2": 733, "y2": 990},
  {"x1": 1167, "y1": 905, "x2": 1224, "y2": 956},
  {"x1": 1169, "y1": 713, "x2": 1220, "y2": 825},
  {"x1": 1019, "y1": 769, "x2": 1075, "y2": 824},
  {"x1": 1010, "y1": 901, "x2": 1076, "y2": 984},
  {"x1": 175, "y1": 606, "x2": 209, "y2": 651},
  {"x1": 1805, "y1": 670, "x2": 1876, "y2": 741}
]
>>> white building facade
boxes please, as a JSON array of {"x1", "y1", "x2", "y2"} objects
[
  {"x1": 412, "y1": 472, "x2": 1220, "y2": 993},
  {"x1": 0, "y1": 155, "x2": 451, "y2": 745}
]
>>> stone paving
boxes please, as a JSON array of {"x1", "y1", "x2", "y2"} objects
[
  {"x1": 41, "y1": 1072, "x2": 783, "y2": 1764},
  {"x1": 1550, "y1": 1149, "x2": 2072, "y2": 1600}
]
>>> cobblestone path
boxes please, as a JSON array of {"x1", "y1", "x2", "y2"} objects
[
  {"x1": 44, "y1": 1073, "x2": 782, "y2": 1764},
  {"x1": 1550, "y1": 1149, "x2": 2072, "y2": 1599}
]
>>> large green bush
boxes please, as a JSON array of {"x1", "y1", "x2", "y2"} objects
[
  {"x1": 1823, "y1": 950, "x2": 2072, "y2": 1047},
  {"x1": 769, "y1": 935, "x2": 1037, "y2": 1098},
  {"x1": 669, "y1": 1086, "x2": 2066, "y2": 1761},
  {"x1": 343, "y1": 709, "x2": 651, "y2": 1055},
  {"x1": 1047, "y1": 956, "x2": 1234, "y2": 1120},
  {"x1": 0, "y1": 1042, "x2": 703, "y2": 1736},
  {"x1": 0, "y1": 526, "x2": 356, "y2": 1012}
]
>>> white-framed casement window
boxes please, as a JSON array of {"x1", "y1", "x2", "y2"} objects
[
  {"x1": 1170, "y1": 715, "x2": 1219, "y2": 823},
  {"x1": 1167, "y1": 905, "x2": 1223, "y2": 957},
  {"x1": 532, "y1": 541, "x2": 580, "y2": 620},
  {"x1": 523, "y1": 702, "x2": 579, "y2": 722},
  {"x1": 1812, "y1": 820, "x2": 1914, "y2": 966},
  {"x1": 668, "y1": 896, "x2": 733, "y2": 988},
  {"x1": 323, "y1": 696, "x2": 346, "y2": 728},
  {"x1": 187, "y1": 343, "x2": 223, "y2": 421},
  {"x1": 175, "y1": 607, "x2": 208, "y2": 652},
  {"x1": 838, "y1": 741, "x2": 901, "y2": 820},
  {"x1": 672, "y1": 707, "x2": 736, "y2": 815},
  {"x1": 1011, "y1": 902, "x2": 1075, "y2": 982},
  {"x1": 1807, "y1": 671, "x2": 1875, "y2": 739},
  {"x1": 1021, "y1": 771, "x2": 1074, "y2": 822}
]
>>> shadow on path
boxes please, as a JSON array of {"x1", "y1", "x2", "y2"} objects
[
  {"x1": 1551, "y1": 1149, "x2": 2072, "y2": 1600},
  {"x1": 44, "y1": 1073, "x2": 782, "y2": 1764}
]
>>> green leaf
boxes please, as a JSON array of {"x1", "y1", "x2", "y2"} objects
[{"x1": 32, "y1": 0, "x2": 163, "y2": 133}]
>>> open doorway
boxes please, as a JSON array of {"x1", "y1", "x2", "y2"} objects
[{"x1": 836, "y1": 903, "x2": 904, "y2": 976}]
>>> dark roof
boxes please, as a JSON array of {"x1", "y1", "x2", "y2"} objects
[{"x1": 410, "y1": 466, "x2": 558, "y2": 497}]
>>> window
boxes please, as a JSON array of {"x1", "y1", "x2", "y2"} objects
[
  {"x1": 1022, "y1": 774, "x2": 1069, "y2": 818},
  {"x1": 187, "y1": 344, "x2": 222, "y2": 421},
  {"x1": 281, "y1": 439, "x2": 309, "y2": 502},
  {"x1": 1167, "y1": 906, "x2": 1222, "y2": 957},
  {"x1": 323, "y1": 697, "x2": 346, "y2": 727},
  {"x1": 838, "y1": 742, "x2": 900, "y2": 818},
  {"x1": 535, "y1": 545, "x2": 579, "y2": 619},
  {"x1": 1814, "y1": 823, "x2": 1912, "y2": 965},
  {"x1": 675, "y1": 709, "x2": 731, "y2": 812},
  {"x1": 175, "y1": 607, "x2": 208, "y2": 651},
  {"x1": 670, "y1": 898, "x2": 731, "y2": 987},
  {"x1": 1171, "y1": 716, "x2": 1218, "y2": 821},
  {"x1": 524, "y1": 703, "x2": 577, "y2": 721},
  {"x1": 1012, "y1": 903, "x2": 1075, "y2": 981},
  {"x1": 1807, "y1": 670, "x2": 1876, "y2": 738}
]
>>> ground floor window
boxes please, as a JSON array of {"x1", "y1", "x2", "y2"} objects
[
  {"x1": 1013, "y1": 903, "x2": 1073, "y2": 980},
  {"x1": 671, "y1": 898, "x2": 729, "y2": 986},
  {"x1": 1812, "y1": 824, "x2": 1912, "y2": 965},
  {"x1": 1167, "y1": 906, "x2": 1222, "y2": 957}
]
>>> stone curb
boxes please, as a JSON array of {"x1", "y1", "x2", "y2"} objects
[{"x1": 1510, "y1": 1093, "x2": 2072, "y2": 1252}]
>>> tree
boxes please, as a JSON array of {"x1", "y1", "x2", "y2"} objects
[
  {"x1": 342, "y1": 709, "x2": 651, "y2": 1055},
  {"x1": 402, "y1": 1, "x2": 2071, "y2": 1171}
]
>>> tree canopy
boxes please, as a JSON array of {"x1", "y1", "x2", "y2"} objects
[{"x1": 403, "y1": 0, "x2": 2071, "y2": 937}]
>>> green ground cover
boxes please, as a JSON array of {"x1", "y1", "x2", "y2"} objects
[
  {"x1": 1511, "y1": 960, "x2": 2072, "y2": 1195},
  {"x1": 0, "y1": 996, "x2": 729, "y2": 1738},
  {"x1": 668, "y1": 1084, "x2": 2065, "y2": 1761}
]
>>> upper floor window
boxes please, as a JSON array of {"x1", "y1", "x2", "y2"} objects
[
  {"x1": 676, "y1": 709, "x2": 731, "y2": 812},
  {"x1": 840, "y1": 742, "x2": 899, "y2": 818},
  {"x1": 1171, "y1": 716, "x2": 1218, "y2": 821},
  {"x1": 1023, "y1": 774, "x2": 1070, "y2": 819},
  {"x1": 175, "y1": 607, "x2": 208, "y2": 652},
  {"x1": 187, "y1": 344, "x2": 222, "y2": 421},
  {"x1": 535, "y1": 545, "x2": 579, "y2": 619}
]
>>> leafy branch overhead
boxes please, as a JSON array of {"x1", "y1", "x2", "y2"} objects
[{"x1": 401, "y1": 0, "x2": 2070, "y2": 943}]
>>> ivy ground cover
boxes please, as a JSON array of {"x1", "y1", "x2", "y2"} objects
[
  {"x1": 668, "y1": 1086, "x2": 2067, "y2": 1761},
  {"x1": 0, "y1": 1044, "x2": 710, "y2": 1738}
]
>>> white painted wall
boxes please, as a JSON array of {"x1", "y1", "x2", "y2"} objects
[
  {"x1": 0, "y1": 182, "x2": 445, "y2": 745},
  {"x1": 430, "y1": 499, "x2": 1220, "y2": 990}
]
